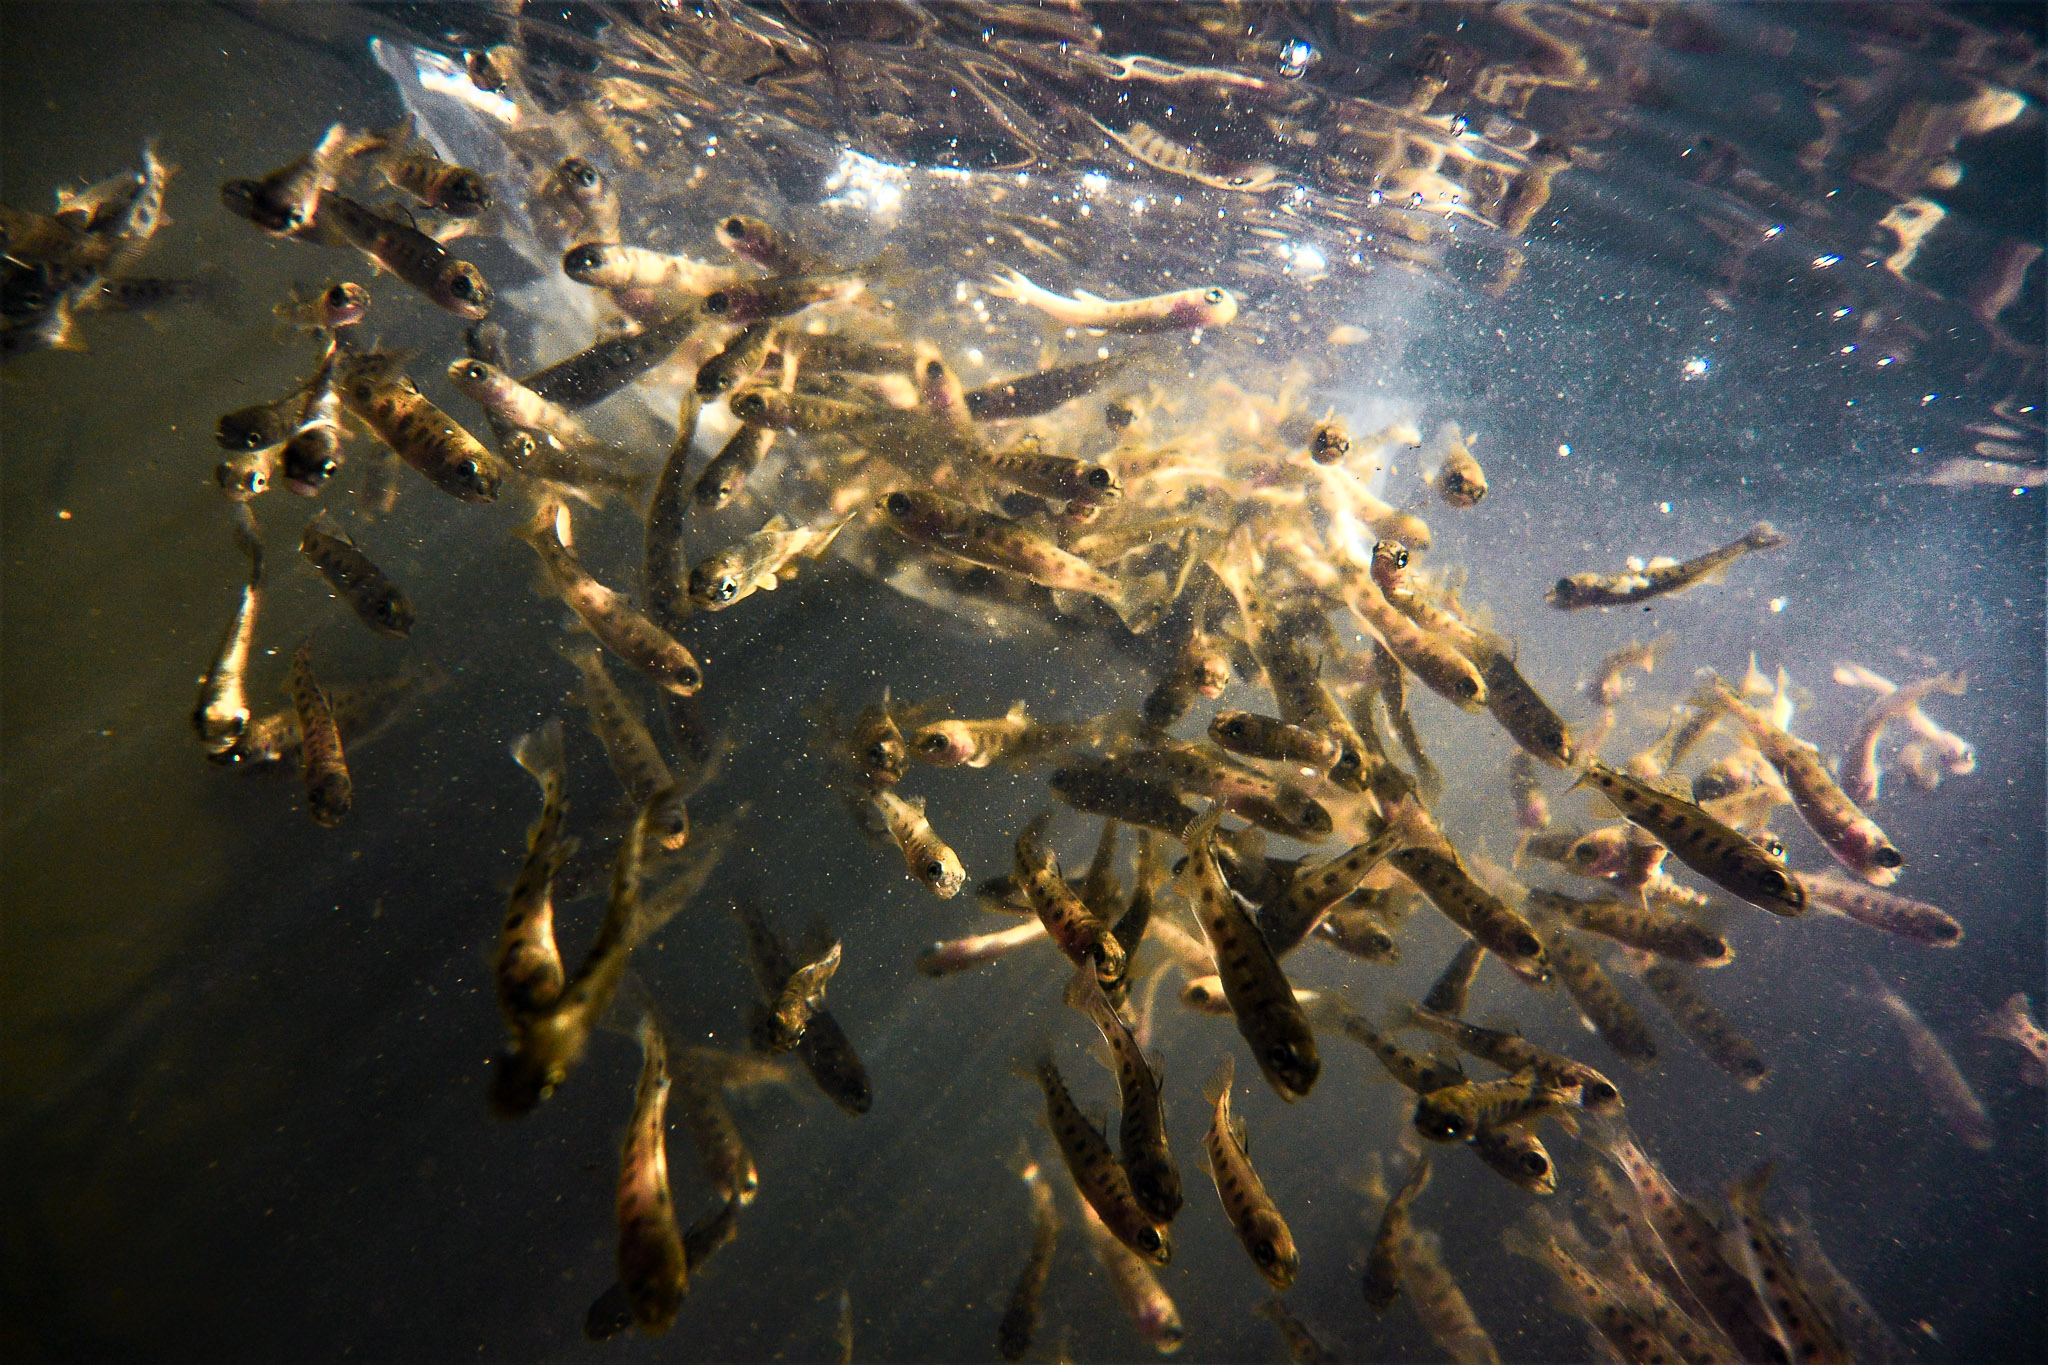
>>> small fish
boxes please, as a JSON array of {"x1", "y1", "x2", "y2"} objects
[
  {"x1": 564, "y1": 241, "x2": 737, "y2": 299},
  {"x1": 1472, "y1": 1125, "x2": 1557, "y2": 1196},
  {"x1": 1794, "y1": 873, "x2": 1961, "y2": 948},
  {"x1": 1141, "y1": 627, "x2": 1232, "y2": 736},
  {"x1": 1503, "y1": 1215, "x2": 1685, "y2": 1359},
  {"x1": 445, "y1": 357, "x2": 603, "y2": 455},
  {"x1": 1108, "y1": 743, "x2": 1329, "y2": 840},
  {"x1": 522, "y1": 305, "x2": 705, "y2": 411},
  {"x1": 688, "y1": 512, "x2": 853, "y2": 610},
  {"x1": 288, "y1": 638, "x2": 351, "y2": 827},
  {"x1": 1323, "y1": 1002, "x2": 1466, "y2": 1095},
  {"x1": 1431, "y1": 423, "x2": 1488, "y2": 508},
  {"x1": 1067, "y1": 967, "x2": 1180, "y2": 1222},
  {"x1": 1543, "y1": 928, "x2": 1661, "y2": 1067},
  {"x1": 1266, "y1": 826, "x2": 1405, "y2": 956},
  {"x1": 998, "y1": 1154, "x2": 1061, "y2": 1362},
  {"x1": 1182, "y1": 811, "x2": 1320, "y2": 1101},
  {"x1": 1639, "y1": 960, "x2": 1770, "y2": 1091},
  {"x1": 848, "y1": 692, "x2": 909, "y2": 791},
  {"x1": 1772, "y1": 1187, "x2": 1907, "y2": 1365},
  {"x1": 1180, "y1": 976, "x2": 1321, "y2": 1015},
  {"x1": 966, "y1": 355, "x2": 1131, "y2": 422},
  {"x1": 1308, "y1": 418, "x2": 1351, "y2": 465},
  {"x1": 279, "y1": 344, "x2": 347, "y2": 496},
  {"x1": 275, "y1": 280, "x2": 369, "y2": 332},
  {"x1": 192, "y1": 534, "x2": 263, "y2": 754},
  {"x1": 1026, "y1": 1052, "x2": 1168, "y2": 1263},
  {"x1": 1203, "y1": 1055, "x2": 1298, "y2": 1288},
  {"x1": 1723, "y1": 1164, "x2": 1851, "y2": 1365},
  {"x1": 1051, "y1": 762, "x2": 1200, "y2": 839},
  {"x1": 751, "y1": 935, "x2": 841, "y2": 1055},
  {"x1": 559, "y1": 642, "x2": 690, "y2": 852},
  {"x1": 1477, "y1": 648, "x2": 1575, "y2": 769},
  {"x1": 1363, "y1": 1155, "x2": 1432, "y2": 1312},
  {"x1": 1388, "y1": 846, "x2": 1550, "y2": 983},
  {"x1": 985, "y1": 267, "x2": 1237, "y2": 334},
  {"x1": 220, "y1": 123, "x2": 376, "y2": 237},
  {"x1": 1015, "y1": 816, "x2": 1125, "y2": 990},
  {"x1": 1313, "y1": 904, "x2": 1402, "y2": 962},
  {"x1": 692, "y1": 422, "x2": 777, "y2": 510},
  {"x1": 1526, "y1": 888, "x2": 1732, "y2": 967},
  {"x1": 872, "y1": 789, "x2": 966, "y2": 898},
  {"x1": 912, "y1": 702, "x2": 1085, "y2": 770},
  {"x1": 315, "y1": 193, "x2": 491, "y2": 319},
  {"x1": 1398, "y1": 1222, "x2": 1502, "y2": 1365},
  {"x1": 1076, "y1": 1194, "x2": 1185, "y2": 1354},
  {"x1": 299, "y1": 517, "x2": 413, "y2": 638},
  {"x1": 1413, "y1": 1067, "x2": 1581, "y2": 1143},
  {"x1": 976, "y1": 441, "x2": 1125, "y2": 506},
  {"x1": 215, "y1": 386, "x2": 308, "y2": 453},
  {"x1": 1696, "y1": 678, "x2": 1901, "y2": 885},
  {"x1": 1982, "y1": 992, "x2": 2047, "y2": 1086},
  {"x1": 1572, "y1": 760, "x2": 1804, "y2": 916},
  {"x1": 516, "y1": 500, "x2": 703, "y2": 697},
  {"x1": 729, "y1": 900, "x2": 869, "y2": 1114},
  {"x1": 1841, "y1": 671, "x2": 1966, "y2": 806},
  {"x1": 1832, "y1": 661, "x2": 1975, "y2": 781},
  {"x1": 1208, "y1": 710, "x2": 1340, "y2": 774},
  {"x1": 1343, "y1": 570, "x2": 1487, "y2": 712},
  {"x1": 694, "y1": 320, "x2": 778, "y2": 397},
  {"x1": 338, "y1": 355, "x2": 504, "y2": 503},
  {"x1": 614, "y1": 1015, "x2": 689, "y2": 1334},
  {"x1": 1255, "y1": 1297, "x2": 1338, "y2": 1365},
  {"x1": 918, "y1": 921, "x2": 1048, "y2": 977},
  {"x1": 703, "y1": 267, "x2": 866, "y2": 324},
  {"x1": 1547, "y1": 523, "x2": 1788, "y2": 610},
  {"x1": 670, "y1": 1045, "x2": 764, "y2": 1206},
  {"x1": 499, "y1": 721, "x2": 573, "y2": 1023},
  {"x1": 1422, "y1": 939, "x2": 1488, "y2": 1017},
  {"x1": 370, "y1": 116, "x2": 491, "y2": 216},
  {"x1": 713, "y1": 214, "x2": 817, "y2": 274},
  {"x1": 1405, "y1": 1003, "x2": 1623, "y2": 1113},
  {"x1": 1865, "y1": 968, "x2": 1994, "y2": 1151},
  {"x1": 1590, "y1": 636, "x2": 1672, "y2": 706},
  {"x1": 642, "y1": 389, "x2": 699, "y2": 635}
]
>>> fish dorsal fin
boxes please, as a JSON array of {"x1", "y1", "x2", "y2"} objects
[{"x1": 761, "y1": 513, "x2": 792, "y2": 535}]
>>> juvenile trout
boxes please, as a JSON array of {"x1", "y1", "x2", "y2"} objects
[
  {"x1": 1203, "y1": 1055, "x2": 1298, "y2": 1289},
  {"x1": 1547, "y1": 523, "x2": 1788, "y2": 610},
  {"x1": 1573, "y1": 760, "x2": 1805, "y2": 917},
  {"x1": 299, "y1": 518, "x2": 413, "y2": 638},
  {"x1": 1027, "y1": 1053, "x2": 1168, "y2": 1263},
  {"x1": 288, "y1": 638, "x2": 351, "y2": 827},
  {"x1": 516, "y1": 500, "x2": 703, "y2": 698}
]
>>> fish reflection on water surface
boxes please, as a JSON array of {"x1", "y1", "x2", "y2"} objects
[{"x1": 2, "y1": 2, "x2": 2042, "y2": 1361}]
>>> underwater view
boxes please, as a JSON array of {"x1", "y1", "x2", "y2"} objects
[{"x1": 3, "y1": 3, "x2": 2043, "y2": 1361}]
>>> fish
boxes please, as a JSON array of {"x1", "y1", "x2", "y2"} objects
[
  {"x1": 1414, "y1": 1066, "x2": 1582, "y2": 1144},
  {"x1": 641, "y1": 388, "x2": 700, "y2": 635},
  {"x1": 521, "y1": 304, "x2": 705, "y2": 410},
  {"x1": 1398, "y1": 1222, "x2": 1502, "y2": 1365},
  {"x1": 1141, "y1": 625, "x2": 1233, "y2": 737},
  {"x1": 728, "y1": 387, "x2": 877, "y2": 432},
  {"x1": 1015, "y1": 815, "x2": 1125, "y2": 990},
  {"x1": 985, "y1": 267, "x2": 1238, "y2": 333},
  {"x1": 1864, "y1": 967, "x2": 1994, "y2": 1151},
  {"x1": 1771, "y1": 1188, "x2": 1909, "y2": 1365},
  {"x1": 1076, "y1": 1192, "x2": 1185, "y2": 1354},
  {"x1": 490, "y1": 794, "x2": 672, "y2": 1117},
  {"x1": 564, "y1": 242, "x2": 738, "y2": 301},
  {"x1": 533, "y1": 157, "x2": 619, "y2": 255},
  {"x1": 976, "y1": 441, "x2": 1125, "y2": 507},
  {"x1": 278, "y1": 344, "x2": 347, "y2": 496},
  {"x1": 1696, "y1": 677, "x2": 1902, "y2": 885},
  {"x1": 669, "y1": 1045, "x2": 764, "y2": 1206},
  {"x1": 1322, "y1": 1002, "x2": 1466, "y2": 1095},
  {"x1": 702, "y1": 267, "x2": 866, "y2": 324},
  {"x1": 1363, "y1": 1155, "x2": 1433, "y2": 1312},
  {"x1": 1541, "y1": 928, "x2": 1661, "y2": 1066},
  {"x1": 1202, "y1": 1055, "x2": 1298, "y2": 1289},
  {"x1": 215, "y1": 386, "x2": 308, "y2": 453},
  {"x1": 1722, "y1": 1164, "x2": 1851, "y2": 1365},
  {"x1": 1314, "y1": 904, "x2": 1403, "y2": 962},
  {"x1": 998, "y1": 1154, "x2": 1061, "y2": 1362},
  {"x1": 1638, "y1": 960, "x2": 1771, "y2": 1091},
  {"x1": 728, "y1": 900, "x2": 870, "y2": 1115},
  {"x1": 1571, "y1": 760, "x2": 1805, "y2": 916},
  {"x1": 1423, "y1": 939, "x2": 1489, "y2": 1017},
  {"x1": 917, "y1": 921, "x2": 1048, "y2": 977},
  {"x1": 1255, "y1": 1298, "x2": 1339, "y2": 1365},
  {"x1": 1107, "y1": 743, "x2": 1330, "y2": 840},
  {"x1": 614, "y1": 1015, "x2": 689, "y2": 1334},
  {"x1": 1208, "y1": 710, "x2": 1340, "y2": 774},
  {"x1": 516, "y1": 500, "x2": 703, "y2": 698},
  {"x1": 1343, "y1": 570, "x2": 1489, "y2": 712},
  {"x1": 749, "y1": 932, "x2": 841, "y2": 1056},
  {"x1": 1832, "y1": 661, "x2": 1975, "y2": 781},
  {"x1": 1590, "y1": 636, "x2": 1673, "y2": 706},
  {"x1": 1477, "y1": 647, "x2": 1576, "y2": 769},
  {"x1": 692, "y1": 422, "x2": 777, "y2": 510},
  {"x1": 1472, "y1": 1124, "x2": 1557, "y2": 1195},
  {"x1": 1579, "y1": 1115, "x2": 1790, "y2": 1365},
  {"x1": 1797, "y1": 873, "x2": 1961, "y2": 947},
  {"x1": 288, "y1": 638, "x2": 351, "y2": 827},
  {"x1": 1404, "y1": 1003, "x2": 1624, "y2": 1113},
  {"x1": 444, "y1": 357, "x2": 605, "y2": 456},
  {"x1": 275, "y1": 280, "x2": 369, "y2": 334},
  {"x1": 872, "y1": 789, "x2": 966, "y2": 898},
  {"x1": 1432, "y1": 422, "x2": 1489, "y2": 508},
  {"x1": 693, "y1": 320, "x2": 778, "y2": 398},
  {"x1": 687, "y1": 512, "x2": 854, "y2": 610},
  {"x1": 1525, "y1": 888, "x2": 1733, "y2": 967},
  {"x1": 914, "y1": 703, "x2": 1120, "y2": 770},
  {"x1": 1502, "y1": 1214, "x2": 1686, "y2": 1361},
  {"x1": 298, "y1": 517, "x2": 413, "y2": 638},
  {"x1": 314, "y1": 193, "x2": 492, "y2": 319},
  {"x1": 1181, "y1": 811, "x2": 1320, "y2": 1100},
  {"x1": 1264, "y1": 826, "x2": 1405, "y2": 957},
  {"x1": 192, "y1": 532, "x2": 263, "y2": 754},
  {"x1": 1025, "y1": 1052, "x2": 1169, "y2": 1264},
  {"x1": 1307, "y1": 418, "x2": 1351, "y2": 465},
  {"x1": 966, "y1": 355, "x2": 1131, "y2": 422},
  {"x1": 1982, "y1": 992, "x2": 2048, "y2": 1085},
  {"x1": 1547, "y1": 523, "x2": 1788, "y2": 610},
  {"x1": 1051, "y1": 762, "x2": 1200, "y2": 839},
  {"x1": 1180, "y1": 976, "x2": 1320, "y2": 1015},
  {"x1": 558, "y1": 642, "x2": 691, "y2": 853},
  {"x1": 1840, "y1": 670, "x2": 1967, "y2": 806},
  {"x1": 1066, "y1": 966, "x2": 1180, "y2": 1222},
  {"x1": 712, "y1": 214, "x2": 817, "y2": 274},
  {"x1": 1389, "y1": 846, "x2": 1551, "y2": 983},
  {"x1": 220, "y1": 123, "x2": 376, "y2": 237},
  {"x1": 337, "y1": 354, "x2": 504, "y2": 503},
  {"x1": 370, "y1": 115, "x2": 491, "y2": 216},
  {"x1": 499, "y1": 721, "x2": 573, "y2": 1022}
]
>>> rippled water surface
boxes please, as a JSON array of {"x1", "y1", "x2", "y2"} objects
[{"x1": 3, "y1": 4, "x2": 2043, "y2": 1362}]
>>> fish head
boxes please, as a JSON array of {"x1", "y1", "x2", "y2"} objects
[
  {"x1": 919, "y1": 848, "x2": 967, "y2": 899},
  {"x1": 489, "y1": 1048, "x2": 562, "y2": 1117},
  {"x1": 449, "y1": 451, "x2": 503, "y2": 503},
  {"x1": 912, "y1": 721, "x2": 977, "y2": 767},
  {"x1": 1259, "y1": 1035, "x2": 1320, "y2": 1102},
  {"x1": 321, "y1": 281, "x2": 369, "y2": 327},
  {"x1": 1247, "y1": 1211, "x2": 1299, "y2": 1288},
  {"x1": 1129, "y1": 1221, "x2": 1172, "y2": 1265},
  {"x1": 434, "y1": 261, "x2": 492, "y2": 320},
  {"x1": 216, "y1": 455, "x2": 271, "y2": 501},
  {"x1": 437, "y1": 169, "x2": 491, "y2": 217},
  {"x1": 1310, "y1": 421, "x2": 1351, "y2": 464},
  {"x1": 553, "y1": 157, "x2": 605, "y2": 205},
  {"x1": 714, "y1": 214, "x2": 779, "y2": 266},
  {"x1": 561, "y1": 242, "x2": 613, "y2": 285},
  {"x1": 687, "y1": 559, "x2": 744, "y2": 609},
  {"x1": 1413, "y1": 1093, "x2": 1471, "y2": 1142}
]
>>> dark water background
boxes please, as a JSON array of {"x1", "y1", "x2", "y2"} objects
[{"x1": 3, "y1": 4, "x2": 2043, "y2": 1362}]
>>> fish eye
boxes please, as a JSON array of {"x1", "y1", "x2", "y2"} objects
[
  {"x1": 1252, "y1": 1240, "x2": 1277, "y2": 1266},
  {"x1": 457, "y1": 459, "x2": 483, "y2": 486},
  {"x1": 1266, "y1": 1042, "x2": 1298, "y2": 1072},
  {"x1": 1758, "y1": 868, "x2": 1787, "y2": 893},
  {"x1": 324, "y1": 284, "x2": 351, "y2": 307},
  {"x1": 922, "y1": 860, "x2": 947, "y2": 881},
  {"x1": 1203, "y1": 288, "x2": 1226, "y2": 304},
  {"x1": 1520, "y1": 1151, "x2": 1550, "y2": 1176},
  {"x1": 1554, "y1": 577, "x2": 1574, "y2": 596},
  {"x1": 885, "y1": 492, "x2": 914, "y2": 517},
  {"x1": 1513, "y1": 932, "x2": 1542, "y2": 957},
  {"x1": 562, "y1": 159, "x2": 598, "y2": 190},
  {"x1": 711, "y1": 577, "x2": 738, "y2": 603},
  {"x1": 1456, "y1": 678, "x2": 1477, "y2": 699},
  {"x1": 723, "y1": 216, "x2": 747, "y2": 236},
  {"x1": 1135, "y1": 1227, "x2": 1161, "y2": 1252},
  {"x1": 704, "y1": 291, "x2": 732, "y2": 314},
  {"x1": 448, "y1": 274, "x2": 478, "y2": 301},
  {"x1": 1873, "y1": 846, "x2": 1903, "y2": 868},
  {"x1": 563, "y1": 245, "x2": 604, "y2": 275},
  {"x1": 924, "y1": 360, "x2": 944, "y2": 380},
  {"x1": 1742, "y1": 1059, "x2": 1768, "y2": 1078},
  {"x1": 919, "y1": 733, "x2": 949, "y2": 754},
  {"x1": 1085, "y1": 467, "x2": 1113, "y2": 489}
]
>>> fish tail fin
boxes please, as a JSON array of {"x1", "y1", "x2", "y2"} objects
[
  {"x1": 510, "y1": 717, "x2": 566, "y2": 792},
  {"x1": 1743, "y1": 521, "x2": 1787, "y2": 551},
  {"x1": 807, "y1": 510, "x2": 858, "y2": 557},
  {"x1": 1202, "y1": 1052, "x2": 1236, "y2": 1109},
  {"x1": 1107, "y1": 568, "x2": 1175, "y2": 635},
  {"x1": 1982, "y1": 991, "x2": 2031, "y2": 1044},
  {"x1": 1497, "y1": 1218, "x2": 1552, "y2": 1267},
  {"x1": 982, "y1": 266, "x2": 1032, "y2": 303}
]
